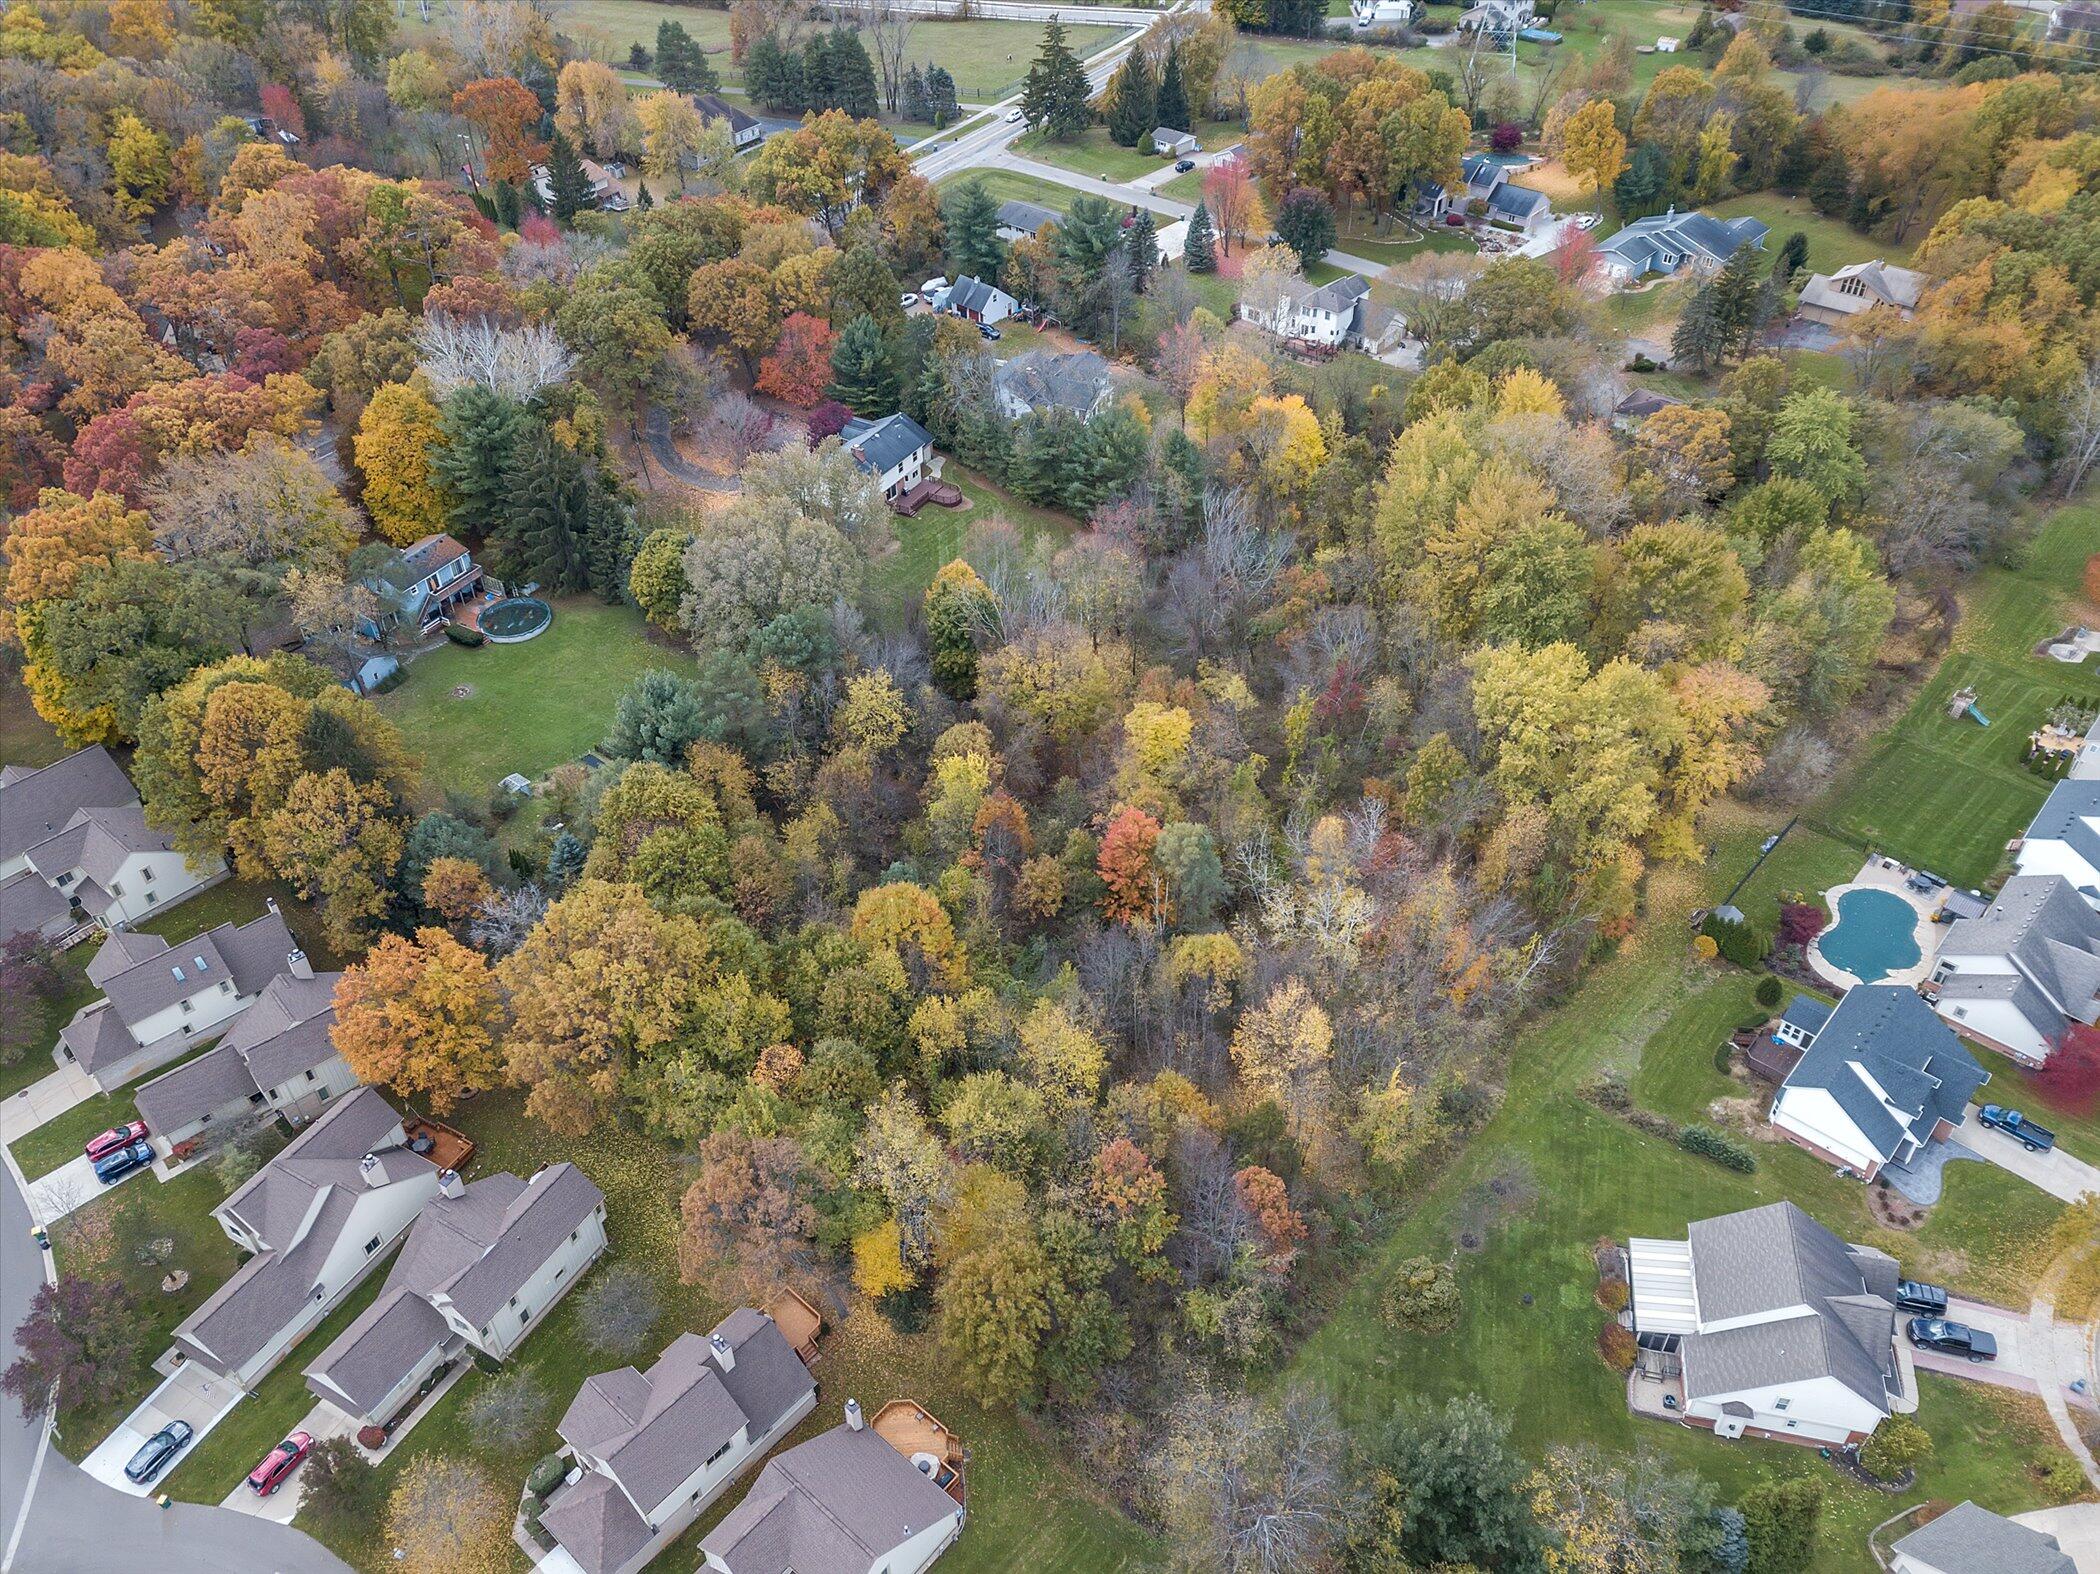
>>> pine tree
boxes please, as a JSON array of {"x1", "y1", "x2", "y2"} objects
[
  {"x1": 655, "y1": 21, "x2": 718, "y2": 94},
  {"x1": 1021, "y1": 21, "x2": 1091, "y2": 142},
  {"x1": 1670, "y1": 282, "x2": 1728, "y2": 374},
  {"x1": 1125, "y1": 209, "x2": 1156, "y2": 294},
  {"x1": 1773, "y1": 230, "x2": 1809, "y2": 288},
  {"x1": 926, "y1": 65, "x2": 960, "y2": 128},
  {"x1": 636, "y1": 179, "x2": 654, "y2": 210},
  {"x1": 746, "y1": 33, "x2": 789, "y2": 109},
  {"x1": 492, "y1": 179, "x2": 522, "y2": 229},
  {"x1": 1275, "y1": 186, "x2": 1336, "y2": 270},
  {"x1": 828, "y1": 313, "x2": 900, "y2": 415},
  {"x1": 902, "y1": 64, "x2": 929, "y2": 124},
  {"x1": 436, "y1": 387, "x2": 532, "y2": 542},
  {"x1": 943, "y1": 179, "x2": 1006, "y2": 282},
  {"x1": 547, "y1": 129, "x2": 593, "y2": 224},
  {"x1": 498, "y1": 434, "x2": 592, "y2": 592},
  {"x1": 1708, "y1": 242, "x2": 1767, "y2": 358},
  {"x1": 830, "y1": 27, "x2": 880, "y2": 119},
  {"x1": 1614, "y1": 141, "x2": 1672, "y2": 219},
  {"x1": 802, "y1": 35, "x2": 834, "y2": 111},
  {"x1": 1155, "y1": 44, "x2": 1190, "y2": 134},
  {"x1": 1185, "y1": 201, "x2": 1216, "y2": 272},
  {"x1": 1105, "y1": 49, "x2": 1155, "y2": 149},
  {"x1": 582, "y1": 485, "x2": 636, "y2": 602}
]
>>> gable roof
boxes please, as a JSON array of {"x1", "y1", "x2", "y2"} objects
[
  {"x1": 218, "y1": 1085, "x2": 422, "y2": 1250},
  {"x1": 1799, "y1": 259, "x2": 1927, "y2": 315},
  {"x1": 1151, "y1": 126, "x2": 1194, "y2": 143},
  {"x1": 132, "y1": 970, "x2": 343, "y2": 1131},
  {"x1": 1892, "y1": 1501, "x2": 2074, "y2": 1574},
  {"x1": 22, "y1": 803, "x2": 179, "y2": 895},
  {"x1": 1489, "y1": 182, "x2": 1551, "y2": 219},
  {"x1": 1599, "y1": 208, "x2": 1768, "y2": 268},
  {"x1": 539, "y1": 1473, "x2": 654, "y2": 1574},
  {"x1": 302, "y1": 1284, "x2": 450, "y2": 1415},
  {"x1": 692, "y1": 92, "x2": 759, "y2": 135},
  {"x1": 393, "y1": 1163, "x2": 603, "y2": 1324},
  {"x1": 0, "y1": 868, "x2": 69, "y2": 942},
  {"x1": 0, "y1": 746, "x2": 138, "y2": 866},
  {"x1": 993, "y1": 349, "x2": 1112, "y2": 416},
  {"x1": 1780, "y1": 994, "x2": 1835, "y2": 1037},
  {"x1": 840, "y1": 412, "x2": 933, "y2": 476},
  {"x1": 2026, "y1": 778, "x2": 2100, "y2": 887},
  {"x1": 1293, "y1": 272, "x2": 1371, "y2": 314},
  {"x1": 1941, "y1": 873, "x2": 2100, "y2": 1032},
  {"x1": 177, "y1": 1186, "x2": 362, "y2": 1373},
  {"x1": 702, "y1": 1419, "x2": 961, "y2": 1574},
  {"x1": 1778, "y1": 984, "x2": 1987, "y2": 1162},
  {"x1": 944, "y1": 275, "x2": 1012, "y2": 314},
  {"x1": 94, "y1": 910, "x2": 295, "y2": 1026},
  {"x1": 996, "y1": 198, "x2": 1060, "y2": 235}
]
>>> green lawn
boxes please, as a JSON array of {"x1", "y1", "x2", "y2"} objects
[
  {"x1": 47, "y1": 1146, "x2": 277, "y2": 1458},
  {"x1": 0, "y1": 941, "x2": 94, "y2": 1102},
  {"x1": 1820, "y1": 505, "x2": 2100, "y2": 884},
  {"x1": 873, "y1": 465, "x2": 1078, "y2": 618},
  {"x1": 1015, "y1": 120, "x2": 1241, "y2": 186},
  {"x1": 296, "y1": 1086, "x2": 1158, "y2": 1574},
  {"x1": 11, "y1": 1038, "x2": 220, "y2": 1182},
  {"x1": 936, "y1": 168, "x2": 1080, "y2": 217},
  {"x1": 161, "y1": 1252, "x2": 400, "y2": 1504},
  {"x1": 373, "y1": 599, "x2": 673, "y2": 800},
  {"x1": 1709, "y1": 193, "x2": 1906, "y2": 274},
  {"x1": 0, "y1": 678, "x2": 64, "y2": 767}
]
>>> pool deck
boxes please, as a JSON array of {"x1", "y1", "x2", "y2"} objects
[{"x1": 1807, "y1": 856, "x2": 1947, "y2": 991}]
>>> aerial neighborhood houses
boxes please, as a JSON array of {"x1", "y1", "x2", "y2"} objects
[
  {"x1": 1594, "y1": 208, "x2": 1769, "y2": 285},
  {"x1": 1416, "y1": 153, "x2": 1555, "y2": 235},
  {"x1": 840, "y1": 412, "x2": 938, "y2": 505},
  {"x1": 1766, "y1": 984, "x2": 1987, "y2": 1180},
  {"x1": 934, "y1": 275, "x2": 1017, "y2": 326},
  {"x1": 531, "y1": 1309, "x2": 816, "y2": 1574},
  {"x1": 995, "y1": 199, "x2": 1060, "y2": 242},
  {"x1": 1238, "y1": 273, "x2": 1404, "y2": 355},
  {"x1": 1629, "y1": 1202, "x2": 1911, "y2": 1445},
  {"x1": 172, "y1": 1088, "x2": 442, "y2": 1392},
  {"x1": 1796, "y1": 259, "x2": 1928, "y2": 327},
  {"x1": 993, "y1": 349, "x2": 1114, "y2": 421},
  {"x1": 307, "y1": 1159, "x2": 605, "y2": 1427},
  {"x1": 357, "y1": 532, "x2": 483, "y2": 641},
  {"x1": 1, "y1": 745, "x2": 222, "y2": 949}
]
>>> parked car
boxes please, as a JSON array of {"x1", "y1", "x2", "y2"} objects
[
  {"x1": 247, "y1": 1431, "x2": 314, "y2": 1495},
  {"x1": 1979, "y1": 1105, "x2": 2055, "y2": 1152},
  {"x1": 84, "y1": 1120, "x2": 149, "y2": 1162},
  {"x1": 124, "y1": 1420, "x2": 194, "y2": 1484},
  {"x1": 1907, "y1": 1317, "x2": 1999, "y2": 1362},
  {"x1": 1005, "y1": 107, "x2": 1024, "y2": 123},
  {"x1": 1894, "y1": 1279, "x2": 1949, "y2": 1316},
  {"x1": 978, "y1": 324, "x2": 1002, "y2": 341},
  {"x1": 92, "y1": 1140, "x2": 154, "y2": 1185},
  {"x1": 1573, "y1": 212, "x2": 1601, "y2": 230},
  {"x1": 900, "y1": 292, "x2": 919, "y2": 309},
  {"x1": 1174, "y1": 158, "x2": 1196, "y2": 173}
]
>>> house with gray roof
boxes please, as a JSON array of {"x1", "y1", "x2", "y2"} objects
[
  {"x1": 993, "y1": 349, "x2": 1114, "y2": 422},
  {"x1": 1595, "y1": 207, "x2": 1768, "y2": 285},
  {"x1": 1770, "y1": 983, "x2": 1988, "y2": 1180},
  {"x1": 356, "y1": 532, "x2": 482, "y2": 638},
  {"x1": 1628, "y1": 1200, "x2": 1909, "y2": 1446},
  {"x1": 1798, "y1": 259, "x2": 1928, "y2": 328},
  {"x1": 306, "y1": 1161, "x2": 605, "y2": 1427},
  {"x1": 1931, "y1": 873, "x2": 2100, "y2": 1064},
  {"x1": 0, "y1": 746, "x2": 221, "y2": 945},
  {"x1": 693, "y1": 93, "x2": 763, "y2": 151},
  {"x1": 1891, "y1": 1501, "x2": 2076, "y2": 1574},
  {"x1": 133, "y1": 959, "x2": 356, "y2": 1154},
  {"x1": 1239, "y1": 272, "x2": 1404, "y2": 354},
  {"x1": 995, "y1": 199, "x2": 1060, "y2": 241},
  {"x1": 1151, "y1": 127, "x2": 1198, "y2": 156},
  {"x1": 55, "y1": 908, "x2": 302, "y2": 1091},
  {"x1": 2016, "y1": 777, "x2": 2100, "y2": 907},
  {"x1": 839, "y1": 412, "x2": 936, "y2": 504},
  {"x1": 936, "y1": 274, "x2": 1017, "y2": 325},
  {"x1": 702, "y1": 1400, "x2": 966, "y2": 1574},
  {"x1": 1417, "y1": 153, "x2": 1554, "y2": 234},
  {"x1": 533, "y1": 1309, "x2": 817, "y2": 1574},
  {"x1": 174, "y1": 1087, "x2": 440, "y2": 1391}
]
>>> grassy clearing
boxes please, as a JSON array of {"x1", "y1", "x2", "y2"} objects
[
  {"x1": 295, "y1": 1086, "x2": 1159, "y2": 1574},
  {"x1": 1821, "y1": 505, "x2": 2100, "y2": 884},
  {"x1": 0, "y1": 679, "x2": 63, "y2": 767},
  {"x1": 1015, "y1": 120, "x2": 1241, "y2": 186},
  {"x1": 1708, "y1": 193, "x2": 1904, "y2": 274},
  {"x1": 936, "y1": 168, "x2": 1084, "y2": 220},
  {"x1": 873, "y1": 464, "x2": 1078, "y2": 619},
  {"x1": 374, "y1": 599, "x2": 674, "y2": 801}
]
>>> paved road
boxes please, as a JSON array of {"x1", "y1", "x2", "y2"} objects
[
  {"x1": 0, "y1": 1159, "x2": 350, "y2": 1574},
  {"x1": 879, "y1": 0, "x2": 1171, "y2": 22},
  {"x1": 643, "y1": 406, "x2": 736, "y2": 494}
]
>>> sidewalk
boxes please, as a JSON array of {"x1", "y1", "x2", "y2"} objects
[
  {"x1": 2033, "y1": 1253, "x2": 2100, "y2": 1492},
  {"x1": 0, "y1": 1064, "x2": 96, "y2": 1147}
]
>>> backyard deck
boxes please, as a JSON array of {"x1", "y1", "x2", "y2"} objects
[{"x1": 872, "y1": 1400, "x2": 967, "y2": 1505}]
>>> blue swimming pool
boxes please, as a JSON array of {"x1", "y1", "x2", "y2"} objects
[{"x1": 1818, "y1": 888, "x2": 1921, "y2": 982}]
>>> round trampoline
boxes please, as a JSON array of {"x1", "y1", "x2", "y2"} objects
[{"x1": 480, "y1": 596, "x2": 552, "y2": 643}]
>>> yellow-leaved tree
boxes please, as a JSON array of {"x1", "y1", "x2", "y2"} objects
[
  {"x1": 354, "y1": 380, "x2": 452, "y2": 545},
  {"x1": 331, "y1": 928, "x2": 502, "y2": 1113}
]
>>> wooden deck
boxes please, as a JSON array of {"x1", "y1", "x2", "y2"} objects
[
  {"x1": 767, "y1": 1287, "x2": 823, "y2": 1363},
  {"x1": 872, "y1": 1400, "x2": 966, "y2": 1504},
  {"x1": 403, "y1": 1112, "x2": 475, "y2": 1174}
]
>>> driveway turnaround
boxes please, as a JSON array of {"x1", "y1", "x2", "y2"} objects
[{"x1": 1954, "y1": 1105, "x2": 2100, "y2": 1202}]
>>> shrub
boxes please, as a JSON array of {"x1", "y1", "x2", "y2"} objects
[
  {"x1": 1628, "y1": 1108, "x2": 1677, "y2": 1139},
  {"x1": 1380, "y1": 1256, "x2": 1461, "y2": 1334},
  {"x1": 1699, "y1": 911, "x2": 1764, "y2": 968},
  {"x1": 1859, "y1": 1414, "x2": 1932, "y2": 1480},
  {"x1": 446, "y1": 623, "x2": 485, "y2": 646},
  {"x1": 1755, "y1": 975, "x2": 1783, "y2": 1009},
  {"x1": 1598, "y1": 1321, "x2": 1636, "y2": 1373},
  {"x1": 1679, "y1": 1123, "x2": 1757, "y2": 1171},
  {"x1": 1583, "y1": 1069, "x2": 1631, "y2": 1111},
  {"x1": 2034, "y1": 1448, "x2": 2087, "y2": 1497},
  {"x1": 1741, "y1": 1477, "x2": 1822, "y2": 1573},
  {"x1": 356, "y1": 1424, "x2": 387, "y2": 1449},
  {"x1": 1595, "y1": 1276, "x2": 1630, "y2": 1313},
  {"x1": 302, "y1": 1436, "x2": 385, "y2": 1539},
  {"x1": 526, "y1": 1454, "x2": 567, "y2": 1496},
  {"x1": 1714, "y1": 1038, "x2": 1736, "y2": 1074},
  {"x1": 1777, "y1": 903, "x2": 1826, "y2": 948}
]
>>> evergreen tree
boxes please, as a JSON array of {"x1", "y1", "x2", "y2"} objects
[
  {"x1": 1020, "y1": 21, "x2": 1091, "y2": 141},
  {"x1": 828, "y1": 313, "x2": 900, "y2": 415},
  {"x1": 635, "y1": 179, "x2": 654, "y2": 210},
  {"x1": 1125, "y1": 209, "x2": 1156, "y2": 294},
  {"x1": 1613, "y1": 140, "x2": 1672, "y2": 219},
  {"x1": 926, "y1": 65, "x2": 960, "y2": 128},
  {"x1": 1709, "y1": 242, "x2": 1768, "y2": 357},
  {"x1": 943, "y1": 179, "x2": 1006, "y2": 282},
  {"x1": 546, "y1": 129, "x2": 593, "y2": 224},
  {"x1": 492, "y1": 178, "x2": 522, "y2": 229},
  {"x1": 1773, "y1": 230, "x2": 1809, "y2": 288},
  {"x1": 1806, "y1": 152, "x2": 1851, "y2": 217},
  {"x1": 1670, "y1": 281, "x2": 1729, "y2": 374},
  {"x1": 1185, "y1": 201, "x2": 1216, "y2": 272},
  {"x1": 1155, "y1": 44, "x2": 1190, "y2": 133},
  {"x1": 582, "y1": 485, "x2": 637, "y2": 602},
  {"x1": 746, "y1": 33, "x2": 786, "y2": 108},
  {"x1": 830, "y1": 27, "x2": 880, "y2": 118},
  {"x1": 546, "y1": 832, "x2": 587, "y2": 891},
  {"x1": 497, "y1": 434, "x2": 592, "y2": 591},
  {"x1": 902, "y1": 64, "x2": 929, "y2": 124},
  {"x1": 654, "y1": 21, "x2": 718, "y2": 94},
  {"x1": 1105, "y1": 49, "x2": 1155, "y2": 149},
  {"x1": 436, "y1": 387, "x2": 532, "y2": 541},
  {"x1": 802, "y1": 34, "x2": 834, "y2": 111},
  {"x1": 1275, "y1": 186, "x2": 1335, "y2": 269}
]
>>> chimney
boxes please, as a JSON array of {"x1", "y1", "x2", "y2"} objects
[
  {"x1": 437, "y1": 1168, "x2": 464, "y2": 1199},
  {"x1": 844, "y1": 1398, "x2": 864, "y2": 1432},
  {"x1": 266, "y1": 896, "x2": 281, "y2": 916},
  {"x1": 359, "y1": 1152, "x2": 380, "y2": 1182},
  {"x1": 709, "y1": 1331, "x2": 735, "y2": 1370},
  {"x1": 286, "y1": 949, "x2": 313, "y2": 980}
]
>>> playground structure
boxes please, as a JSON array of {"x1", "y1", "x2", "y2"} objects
[{"x1": 1945, "y1": 685, "x2": 1989, "y2": 726}]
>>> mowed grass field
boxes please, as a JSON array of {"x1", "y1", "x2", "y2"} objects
[
  {"x1": 374, "y1": 599, "x2": 675, "y2": 800},
  {"x1": 873, "y1": 464, "x2": 1077, "y2": 618},
  {"x1": 936, "y1": 167, "x2": 1081, "y2": 216},
  {"x1": 1708, "y1": 192, "x2": 1910, "y2": 274},
  {"x1": 1822, "y1": 505, "x2": 2100, "y2": 884}
]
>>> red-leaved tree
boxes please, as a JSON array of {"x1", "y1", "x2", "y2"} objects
[
  {"x1": 756, "y1": 312, "x2": 837, "y2": 408},
  {"x1": 1097, "y1": 806, "x2": 1163, "y2": 924},
  {"x1": 2, "y1": 1277, "x2": 151, "y2": 1420},
  {"x1": 1777, "y1": 902, "x2": 1827, "y2": 949},
  {"x1": 2036, "y1": 1025, "x2": 2100, "y2": 1115}
]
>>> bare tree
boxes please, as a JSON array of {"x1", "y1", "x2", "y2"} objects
[
  {"x1": 858, "y1": 0, "x2": 916, "y2": 116},
  {"x1": 417, "y1": 314, "x2": 576, "y2": 399},
  {"x1": 469, "y1": 883, "x2": 548, "y2": 956},
  {"x1": 2058, "y1": 359, "x2": 2100, "y2": 495},
  {"x1": 461, "y1": 1367, "x2": 550, "y2": 1450},
  {"x1": 1156, "y1": 1385, "x2": 1356, "y2": 1574},
  {"x1": 1384, "y1": 251, "x2": 1487, "y2": 353},
  {"x1": 696, "y1": 389, "x2": 786, "y2": 467},
  {"x1": 575, "y1": 1263, "x2": 663, "y2": 1360}
]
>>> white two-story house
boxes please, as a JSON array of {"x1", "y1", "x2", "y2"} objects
[
  {"x1": 1930, "y1": 873, "x2": 2100, "y2": 1064},
  {"x1": 55, "y1": 909, "x2": 302, "y2": 1091},
  {"x1": 306, "y1": 1162, "x2": 605, "y2": 1429},
  {"x1": 1239, "y1": 273, "x2": 1404, "y2": 355},
  {"x1": 839, "y1": 413, "x2": 936, "y2": 504},
  {"x1": 2015, "y1": 779, "x2": 2100, "y2": 908},
  {"x1": 173, "y1": 1088, "x2": 440, "y2": 1391},
  {"x1": 1, "y1": 746, "x2": 221, "y2": 946},
  {"x1": 535, "y1": 1309, "x2": 818, "y2": 1574}
]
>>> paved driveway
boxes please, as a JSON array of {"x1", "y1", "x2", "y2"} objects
[
  {"x1": 1955, "y1": 1105, "x2": 2100, "y2": 1202},
  {"x1": 2013, "y1": 1503, "x2": 2100, "y2": 1568},
  {"x1": 78, "y1": 1363, "x2": 245, "y2": 1496},
  {"x1": 1908, "y1": 1298, "x2": 2043, "y2": 1394},
  {"x1": 0, "y1": 1064, "x2": 96, "y2": 1146},
  {"x1": 26, "y1": 1152, "x2": 138, "y2": 1223}
]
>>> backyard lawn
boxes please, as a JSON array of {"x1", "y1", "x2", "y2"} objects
[
  {"x1": 872, "y1": 464, "x2": 1078, "y2": 617},
  {"x1": 1708, "y1": 192, "x2": 1907, "y2": 275},
  {"x1": 373, "y1": 599, "x2": 674, "y2": 801},
  {"x1": 936, "y1": 167, "x2": 1080, "y2": 216},
  {"x1": 1821, "y1": 504, "x2": 2100, "y2": 884}
]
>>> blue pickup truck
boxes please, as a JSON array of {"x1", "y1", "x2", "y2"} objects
[{"x1": 1980, "y1": 1105, "x2": 2056, "y2": 1153}]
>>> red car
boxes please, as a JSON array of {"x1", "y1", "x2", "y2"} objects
[
  {"x1": 84, "y1": 1121, "x2": 149, "y2": 1162},
  {"x1": 247, "y1": 1430, "x2": 313, "y2": 1495}
]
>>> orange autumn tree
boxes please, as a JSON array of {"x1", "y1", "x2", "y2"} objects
[
  {"x1": 754, "y1": 311, "x2": 836, "y2": 407},
  {"x1": 1097, "y1": 805, "x2": 1164, "y2": 923},
  {"x1": 453, "y1": 77, "x2": 545, "y2": 184},
  {"x1": 331, "y1": 927, "x2": 501, "y2": 1112}
]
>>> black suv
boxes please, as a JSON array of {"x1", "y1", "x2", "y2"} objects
[
  {"x1": 1894, "y1": 1279, "x2": 1948, "y2": 1316},
  {"x1": 1906, "y1": 1318, "x2": 1998, "y2": 1362},
  {"x1": 124, "y1": 1419, "x2": 195, "y2": 1483}
]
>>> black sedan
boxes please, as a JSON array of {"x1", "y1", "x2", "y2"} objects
[
  {"x1": 124, "y1": 1419, "x2": 194, "y2": 1483},
  {"x1": 1894, "y1": 1279, "x2": 1948, "y2": 1316},
  {"x1": 1907, "y1": 1317, "x2": 1998, "y2": 1362}
]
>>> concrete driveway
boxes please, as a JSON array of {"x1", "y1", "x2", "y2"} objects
[
  {"x1": 1955, "y1": 1105, "x2": 2100, "y2": 1202},
  {"x1": 78, "y1": 1363, "x2": 245, "y2": 1496},
  {"x1": 26, "y1": 1151, "x2": 140, "y2": 1223},
  {"x1": 2013, "y1": 1503, "x2": 2100, "y2": 1570},
  {"x1": 220, "y1": 1399, "x2": 359, "y2": 1524},
  {"x1": 1907, "y1": 1298, "x2": 2044, "y2": 1394},
  {"x1": 0, "y1": 1063, "x2": 96, "y2": 1146}
]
